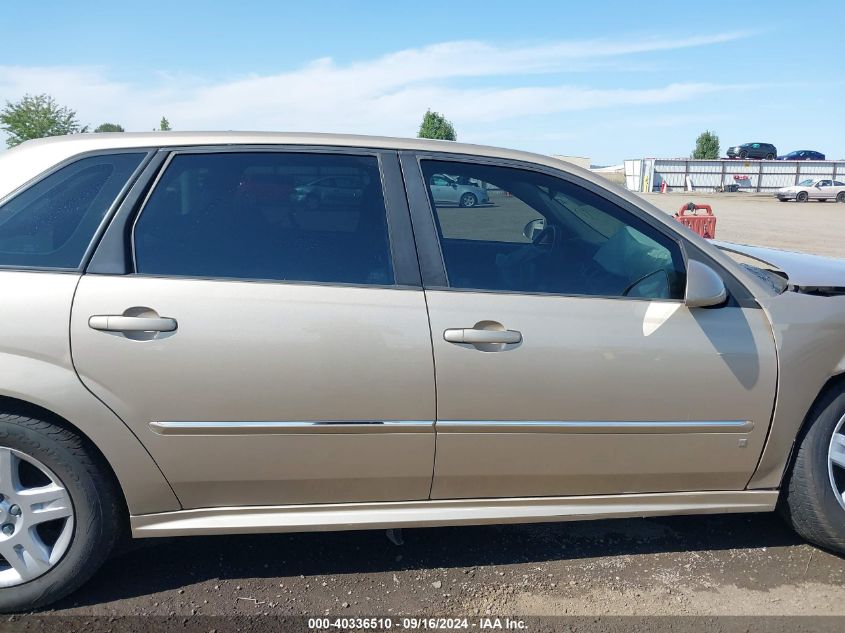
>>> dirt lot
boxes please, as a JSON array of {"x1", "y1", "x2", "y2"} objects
[
  {"x1": 27, "y1": 514, "x2": 845, "y2": 624},
  {"x1": 639, "y1": 191, "x2": 845, "y2": 257},
  {"x1": 20, "y1": 190, "x2": 845, "y2": 626}
]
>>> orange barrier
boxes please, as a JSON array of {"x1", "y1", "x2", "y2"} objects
[{"x1": 673, "y1": 202, "x2": 717, "y2": 239}]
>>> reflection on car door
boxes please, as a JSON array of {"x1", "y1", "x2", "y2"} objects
[
  {"x1": 404, "y1": 153, "x2": 778, "y2": 499},
  {"x1": 71, "y1": 149, "x2": 436, "y2": 509},
  {"x1": 430, "y1": 175, "x2": 458, "y2": 205},
  {"x1": 815, "y1": 180, "x2": 833, "y2": 199}
]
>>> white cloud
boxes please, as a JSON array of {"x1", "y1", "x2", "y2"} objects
[{"x1": 0, "y1": 33, "x2": 754, "y2": 146}]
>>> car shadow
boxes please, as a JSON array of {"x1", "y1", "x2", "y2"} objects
[{"x1": 47, "y1": 512, "x2": 809, "y2": 610}]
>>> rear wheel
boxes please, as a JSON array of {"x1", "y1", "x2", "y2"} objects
[
  {"x1": 459, "y1": 193, "x2": 478, "y2": 208},
  {"x1": 837, "y1": 192, "x2": 845, "y2": 203},
  {"x1": 796, "y1": 191, "x2": 809, "y2": 202},
  {"x1": 0, "y1": 414, "x2": 120, "y2": 612},
  {"x1": 783, "y1": 386, "x2": 845, "y2": 555}
]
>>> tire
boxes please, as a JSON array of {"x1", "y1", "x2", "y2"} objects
[
  {"x1": 459, "y1": 193, "x2": 478, "y2": 208},
  {"x1": 738, "y1": 150, "x2": 748, "y2": 159},
  {"x1": 796, "y1": 191, "x2": 809, "y2": 202},
  {"x1": 765, "y1": 153, "x2": 774, "y2": 160},
  {"x1": 782, "y1": 387, "x2": 845, "y2": 555},
  {"x1": 0, "y1": 414, "x2": 121, "y2": 612},
  {"x1": 837, "y1": 192, "x2": 845, "y2": 203}
]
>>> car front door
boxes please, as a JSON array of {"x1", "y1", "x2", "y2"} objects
[
  {"x1": 815, "y1": 180, "x2": 833, "y2": 199},
  {"x1": 402, "y1": 153, "x2": 777, "y2": 499},
  {"x1": 430, "y1": 175, "x2": 458, "y2": 204},
  {"x1": 70, "y1": 148, "x2": 435, "y2": 509}
]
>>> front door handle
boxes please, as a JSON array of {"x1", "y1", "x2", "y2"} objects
[
  {"x1": 89, "y1": 315, "x2": 177, "y2": 332},
  {"x1": 444, "y1": 328, "x2": 522, "y2": 345}
]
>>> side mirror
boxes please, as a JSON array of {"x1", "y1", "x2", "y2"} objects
[
  {"x1": 523, "y1": 218, "x2": 546, "y2": 241},
  {"x1": 685, "y1": 260, "x2": 727, "y2": 308},
  {"x1": 450, "y1": 182, "x2": 458, "y2": 189}
]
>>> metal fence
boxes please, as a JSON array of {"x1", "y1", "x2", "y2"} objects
[{"x1": 624, "y1": 158, "x2": 845, "y2": 193}]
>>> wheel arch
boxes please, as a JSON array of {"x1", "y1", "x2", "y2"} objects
[
  {"x1": 781, "y1": 372, "x2": 845, "y2": 485},
  {"x1": 0, "y1": 365, "x2": 180, "y2": 516},
  {"x1": 0, "y1": 395, "x2": 128, "y2": 514}
]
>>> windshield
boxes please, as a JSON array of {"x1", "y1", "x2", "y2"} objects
[{"x1": 798, "y1": 179, "x2": 815, "y2": 186}]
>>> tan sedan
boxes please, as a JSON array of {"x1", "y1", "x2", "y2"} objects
[
  {"x1": 0, "y1": 132, "x2": 844, "y2": 612},
  {"x1": 776, "y1": 178, "x2": 845, "y2": 202}
]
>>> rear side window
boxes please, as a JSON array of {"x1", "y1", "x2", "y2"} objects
[
  {"x1": 0, "y1": 153, "x2": 146, "y2": 269},
  {"x1": 133, "y1": 152, "x2": 394, "y2": 285}
]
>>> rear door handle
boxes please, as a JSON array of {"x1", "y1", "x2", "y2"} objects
[
  {"x1": 444, "y1": 328, "x2": 522, "y2": 345},
  {"x1": 89, "y1": 315, "x2": 178, "y2": 332}
]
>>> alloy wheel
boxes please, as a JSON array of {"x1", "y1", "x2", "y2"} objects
[
  {"x1": 0, "y1": 448, "x2": 74, "y2": 588},
  {"x1": 829, "y1": 412, "x2": 845, "y2": 513}
]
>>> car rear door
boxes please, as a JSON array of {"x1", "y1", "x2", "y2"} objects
[
  {"x1": 401, "y1": 151, "x2": 777, "y2": 500},
  {"x1": 70, "y1": 147, "x2": 436, "y2": 510}
]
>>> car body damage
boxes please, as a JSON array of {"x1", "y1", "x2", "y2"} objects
[
  {"x1": 714, "y1": 241, "x2": 845, "y2": 296},
  {"x1": 712, "y1": 241, "x2": 845, "y2": 488}
]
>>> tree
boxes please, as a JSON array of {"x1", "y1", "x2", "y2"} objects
[
  {"x1": 417, "y1": 109, "x2": 456, "y2": 141},
  {"x1": 692, "y1": 130, "x2": 720, "y2": 159},
  {"x1": 94, "y1": 122, "x2": 125, "y2": 133},
  {"x1": 0, "y1": 93, "x2": 81, "y2": 148},
  {"x1": 158, "y1": 116, "x2": 172, "y2": 131}
]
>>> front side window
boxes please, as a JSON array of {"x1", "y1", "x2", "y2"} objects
[
  {"x1": 421, "y1": 160, "x2": 686, "y2": 299},
  {"x1": 134, "y1": 152, "x2": 394, "y2": 285},
  {"x1": 0, "y1": 153, "x2": 145, "y2": 269}
]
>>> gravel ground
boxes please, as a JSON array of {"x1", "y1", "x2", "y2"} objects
[
  {"x1": 17, "y1": 190, "x2": 845, "y2": 627},
  {"x1": 35, "y1": 514, "x2": 845, "y2": 618},
  {"x1": 638, "y1": 191, "x2": 845, "y2": 257}
]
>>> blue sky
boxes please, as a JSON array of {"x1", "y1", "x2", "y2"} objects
[{"x1": 1, "y1": 0, "x2": 842, "y2": 164}]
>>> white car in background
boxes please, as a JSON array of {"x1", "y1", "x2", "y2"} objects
[{"x1": 776, "y1": 178, "x2": 845, "y2": 202}]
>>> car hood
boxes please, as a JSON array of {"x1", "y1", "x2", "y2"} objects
[{"x1": 714, "y1": 241, "x2": 845, "y2": 291}]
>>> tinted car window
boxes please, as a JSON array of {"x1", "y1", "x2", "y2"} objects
[
  {"x1": 0, "y1": 153, "x2": 145, "y2": 269},
  {"x1": 421, "y1": 160, "x2": 685, "y2": 299},
  {"x1": 134, "y1": 152, "x2": 394, "y2": 285}
]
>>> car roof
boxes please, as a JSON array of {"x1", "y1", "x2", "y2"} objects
[
  {"x1": 9, "y1": 130, "x2": 578, "y2": 171},
  {"x1": 0, "y1": 131, "x2": 595, "y2": 198}
]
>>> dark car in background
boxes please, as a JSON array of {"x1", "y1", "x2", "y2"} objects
[
  {"x1": 726, "y1": 142, "x2": 777, "y2": 160},
  {"x1": 777, "y1": 150, "x2": 826, "y2": 161}
]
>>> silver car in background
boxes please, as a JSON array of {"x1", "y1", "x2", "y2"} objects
[
  {"x1": 429, "y1": 173, "x2": 489, "y2": 207},
  {"x1": 0, "y1": 132, "x2": 844, "y2": 612},
  {"x1": 776, "y1": 178, "x2": 845, "y2": 202}
]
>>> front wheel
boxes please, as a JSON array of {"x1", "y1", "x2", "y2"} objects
[
  {"x1": 0, "y1": 414, "x2": 121, "y2": 612},
  {"x1": 796, "y1": 191, "x2": 809, "y2": 202},
  {"x1": 459, "y1": 193, "x2": 478, "y2": 208},
  {"x1": 782, "y1": 387, "x2": 845, "y2": 555},
  {"x1": 765, "y1": 153, "x2": 774, "y2": 160},
  {"x1": 738, "y1": 150, "x2": 748, "y2": 159},
  {"x1": 837, "y1": 192, "x2": 845, "y2": 203}
]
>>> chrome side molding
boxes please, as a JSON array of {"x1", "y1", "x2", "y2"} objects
[
  {"x1": 148, "y1": 420, "x2": 434, "y2": 435},
  {"x1": 435, "y1": 420, "x2": 754, "y2": 434}
]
